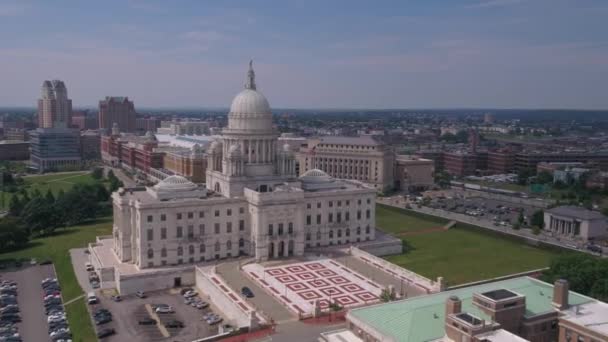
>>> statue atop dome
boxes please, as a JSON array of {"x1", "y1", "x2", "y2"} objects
[{"x1": 244, "y1": 59, "x2": 256, "y2": 90}]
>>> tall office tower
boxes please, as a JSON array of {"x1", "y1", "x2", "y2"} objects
[
  {"x1": 98, "y1": 96, "x2": 136, "y2": 133},
  {"x1": 38, "y1": 80, "x2": 73, "y2": 128}
]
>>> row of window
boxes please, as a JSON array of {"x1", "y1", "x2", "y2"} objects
[
  {"x1": 268, "y1": 222, "x2": 294, "y2": 236},
  {"x1": 146, "y1": 220, "x2": 245, "y2": 241},
  {"x1": 306, "y1": 210, "x2": 371, "y2": 225},
  {"x1": 146, "y1": 207, "x2": 246, "y2": 223},
  {"x1": 305, "y1": 198, "x2": 371, "y2": 210},
  {"x1": 146, "y1": 239, "x2": 246, "y2": 259},
  {"x1": 305, "y1": 226, "x2": 371, "y2": 240}
]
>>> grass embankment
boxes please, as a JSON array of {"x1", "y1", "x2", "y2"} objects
[{"x1": 376, "y1": 204, "x2": 568, "y2": 285}]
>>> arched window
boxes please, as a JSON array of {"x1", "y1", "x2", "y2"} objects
[
  {"x1": 161, "y1": 248, "x2": 167, "y2": 257},
  {"x1": 177, "y1": 246, "x2": 183, "y2": 256},
  {"x1": 215, "y1": 241, "x2": 220, "y2": 252},
  {"x1": 329, "y1": 230, "x2": 334, "y2": 238},
  {"x1": 189, "y1": 245, "x2": 194, "y2": 255},
  {"x1": 346, "y1": 228, "x2": 350, "y2": 237},
  {"x1": 147, "y1": 249, "x2": 154, "y2": 259},
  {"x1": 288, "y1": 222, "x2": 293, "y2": 234},
  {"x1": 227, "y1": 240, "x2": 232, "y2": 250},
  {"x1": 365, "y1": 225, "x2": 370, "y2": 234},
  {"x1": 316, "y1": 231, "x2": 321, "y2": 240},
  {"x1": 337, "y1": 229, "x2": 342, "y2": 238},
  {"x1": 239, "y1": 238, "x2": 244, "y2": 247},
  {"x1": 214, "y1": 182, "x2": 221, "y2": 193},
  {"x1": 199, "y1": 244, "x2": 205, "y2": 253},
  {"x1": 356, "y1": 227, "x2": 361, "y2": 235}
]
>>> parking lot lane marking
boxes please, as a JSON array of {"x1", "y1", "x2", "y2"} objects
[
  {"x1": 64, "y1": 293, "x2": 85, "y2": 306},
  {"x1": 145, "y1": 303, "x2": 170, "y2": 338}
]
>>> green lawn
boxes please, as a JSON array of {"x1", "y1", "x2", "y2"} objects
[
  {"x1": 1, "y1": 171, "x2": 96, "y2": 209},
  {"x1": 376, "y1": 204, "x2": 449, "y2": 234},
  {"x1": 0, "y1": 217, "x2": 113, "y2": 342},
  {"x1": 377, "y1": 205, "x2": 567, "y2": 286}
]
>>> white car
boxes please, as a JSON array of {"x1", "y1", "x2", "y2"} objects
[
  {"x1": 47, "y1": 315, "x2": 66, "y2": 323},
  {"x1": 155, "y1": 306, "x2": 174, "y2": 314},
  {"x1": 183, "y1": 290, "x2": 197, "y2": 298},
  {"x1": 50, "y1": 328, "x2": 70, "y2": 337}
]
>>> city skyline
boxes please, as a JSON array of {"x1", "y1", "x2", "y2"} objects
[{"x1": 1, "y1": 0, "x2": 607, "y2": 109}]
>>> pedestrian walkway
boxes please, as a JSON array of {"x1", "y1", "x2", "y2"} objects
[{"x1": 216, "y1": 260, "x2": 296, "y2": 323}]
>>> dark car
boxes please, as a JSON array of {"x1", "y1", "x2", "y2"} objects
[
  {"x1": 165, "y1": 320, "x2": 184, "y2": 328},
  {"x1": 96, "y1": 328, "x2": 115, "y2": 339},
  {"x1": 39, "y1": 259, "x2": 53, "y2": 265},
  {"x1": 138, "y1": 318, "x2": 157, "y2": 325},
  {"x1": 95, "y1": 315, "x2": 112, "y2": 325},
  {"x1": 241, "y1": 286, "x2": 254, "y2": 298}
]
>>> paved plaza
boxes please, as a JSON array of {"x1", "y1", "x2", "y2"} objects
[{"x1": 244, "y1": 259, "x2": 382, "y2": 316}]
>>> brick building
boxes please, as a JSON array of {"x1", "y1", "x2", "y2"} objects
[{"x1": 99, "y1": 96, "x2": 136, "y2": 133}]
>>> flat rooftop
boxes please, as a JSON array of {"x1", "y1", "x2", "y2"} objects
[
  {"x1": 560, "y1": 301, "x2": 608, "y2": 337},
  {"x1": 348, "y1": 277, "x2": 592, "y2": 342}
]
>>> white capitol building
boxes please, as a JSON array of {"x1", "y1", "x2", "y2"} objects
[{"x1": 91, "y1": 62, "x2": 378, "y2": 293}]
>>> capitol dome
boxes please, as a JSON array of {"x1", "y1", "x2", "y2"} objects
[{"x1": 227, "y1": 60, "x2": 273, "y2": 132}]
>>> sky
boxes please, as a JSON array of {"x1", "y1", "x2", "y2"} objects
[{"x1": 0, "y1": 0, "x2": 607, "y2": 109}]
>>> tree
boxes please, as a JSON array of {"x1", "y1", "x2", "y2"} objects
[
  {"x1": 21, "y1": 197, "x2": 57, "y2": 236},
  {"x1": 590, "y1": 278, "x2": 608, "y2": 302},
  {"x1": 108, "y1": 177, "x2": 123, "y2": 192},
  {"x1": 30, "y1": 188, "x2": 42, "y2": 198},
  {"x1": 8, "y1": 195, "x2": 23, "y2": 217},
  {"x1": 542, "y1": 254, "x2": 608, "y2": 298},
  {"x1": 107, "y1": 169, "x2": 115, "y2": 179},
  {"x1": 0, "y1": 217, "x2": 29, "y2": 251},
  {"x1": 517, "y1": 169, "x2": 533, "y2": 186},
  {"x1": 91, "y1": 167, "x2": 103, "y2": 180},
  {"x1": 45, "y1": 189, "x2": 55, "y2": 203},
  {"x1": 512, "y1": 222, "x2": 521, "y2": 230},
  {"x1": 517, "y1": 212, "x2": 525, "y2": 225},
  {"x1": 531, "y1": 210, "x2": 544, "y2": 229},
  {"x1": 55, "y1": 185, "x2": 100, "y2": 226},
  {"x1": 536, "y1": 171, "x2": 553, "y2": 185}
]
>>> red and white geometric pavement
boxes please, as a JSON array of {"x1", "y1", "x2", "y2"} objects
[{"x1": 243, "y1": 259, "x2": 382, "y2": 315}]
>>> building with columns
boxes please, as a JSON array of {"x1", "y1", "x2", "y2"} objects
[
  {"x1": 544, "y1": 206, "x2": 607, "y2": 242},
  {"x1": 296, "y1": 136, "x2": 395, "y2": 192},
  {"x1": 91, "y1": 62, "x2": 377, "y2": 294}
]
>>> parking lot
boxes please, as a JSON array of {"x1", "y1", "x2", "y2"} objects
[
  {"x1": 1, "y1": 263, "x2": 57, "y2": 342},
  {"x1": 89, "y1": 288, "x2": 226, "y2": 341},
  {"x1": 424, "y1": 196, "x2": 539, "y2": 228}
]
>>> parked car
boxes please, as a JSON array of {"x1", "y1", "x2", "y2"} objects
[
  {"x1": 138, "y1": 318, "x2": 157, "y2": 325},
  {"x1": 110, "y1": 295, "x2": 122, "y2": 302},
  {"x1": 96, "y1": 328, "x2": 115, "y2": 339},
  {"x1": 241, "y1": 287, "x2": 254, "y2": 298},
  {"x1": 135, "y1": 291, "x2": 146, "y2": 298},
  {"x1": 165, "y1": 320, "x2": 184, "y2": 328},
  {"x1": 155, "y1": 306, "x2": 174, "y2": 314},
  {"x1": 85, "y1": 263, "x2": 94, "y2": 271},
  {"x1": 183, "y1": 290, "x2": 197, "y2": 298}
]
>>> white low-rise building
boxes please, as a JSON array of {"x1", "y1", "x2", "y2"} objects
[{"x1": 544, "y1": 206, "x2": 608, "y2": 241}]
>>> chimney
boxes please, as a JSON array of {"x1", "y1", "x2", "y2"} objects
[
  {"x1": 446, "y1": 295, "x2": 462, "y2": 317},
  {"x1": 552, "y1": 279, "x2": 569, "y2": 310}
]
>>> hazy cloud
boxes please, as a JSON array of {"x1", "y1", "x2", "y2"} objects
[{"x1": 466, "y1": 0, "x2": 526, "y2": 8}]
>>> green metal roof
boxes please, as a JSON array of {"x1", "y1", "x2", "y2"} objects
[{"x1": 348, "y1": 277, "x2": 592, "y2": 342}]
